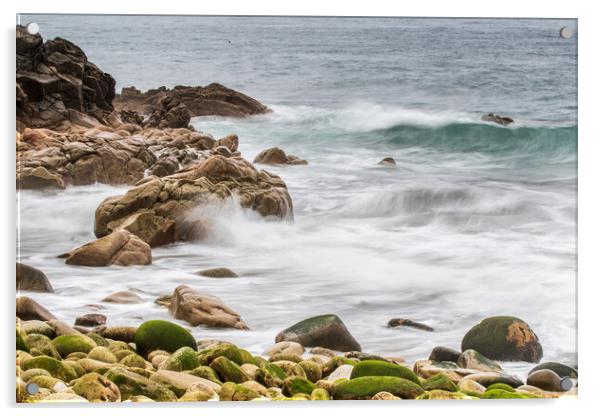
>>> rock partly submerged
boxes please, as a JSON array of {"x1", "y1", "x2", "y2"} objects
[
  {"x1": 275, "y1": 314, "x2": 361, "y2": 352},
  {"x1": 16, "y1": 262, "x2": 54, "y2": 292},
  {"x1": 62, "y1": 230, "x2": 152, "y2": 267},
  {"x1": 253, "y1": 147, "x2": 308, "y2": 166}
]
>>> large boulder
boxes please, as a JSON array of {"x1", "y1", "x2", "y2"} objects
[
  {"x1": 163, "y1": 284, "x2": 248, "y2": 329},
  {"x1": 114, "y1": 83, "x2": 270, "y2": 118},
  {"x1": 275, "y1": 314, "x2": 361, "y2": 352},
  {"x1": 16, "y1": 26, "x2": 115, "y2": 130},
  {"x1": 143, "y1": 96, "x2": 191, "y2": 129},
  {"x1": 93, "y1": 155, "x2": 293, "y2": 247},
  {"x1": 16, "y1": 296, "x2": 56, "y2": 321},
  {"x1": 16, "y1": 262, "x2": 54, "y2": 292},
  {"x1": 253, "y1": 147, "x2": 307, "y2": 165},
  {"x1": 461, "y1": 316, "x2": 543, "y2": 363},
  {"x1": 63, "y1": 230, "x2": 152, "y2": 267},
  {"x1": 133, "y1": 319, "x2": 197, "y2": 357}
]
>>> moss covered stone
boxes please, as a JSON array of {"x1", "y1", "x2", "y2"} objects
[
  {"x1": 322, "y1": 356, "x2": 357, "y2": 377},
  {"x1": 210, "y1": 356, "x2": 249, "y2": 383},
  {"x1": 24, "y1": 334, "x2": 61, "y2": 359},
  {"x1": 350, "y1": 360, "x2": 420, "y2": 385},
  {"x1": 17, "y1": 328, "x2": 29, "y2": 352},
  {"x1": 486, "y1": 383, "x2": 515, "y2": 392},
  {"x1": 255, "y1": 363, "x2": 287, "y2": 388},
  {"x1": 333, "y1": 376, "x2": 424, "y2": 400},
  {"x1": 88, "y1": 346, "x2": 118, "y2": 363},
  {"x1": 21, "y1": 356, "x2": 78, "y2": 382},
  {"x1": 63, "y1": 360, "x2": 86, "y2": 378},
  {"x1": 461, "y1": 316, "x2": 543, "y2": 363},
  {"x1": 51, "y1": 334, "x2": 97, "y2": 358},
  {"x1": 269, "y1": 353, "x2": 302, "y2": 363},
  {"x1": 198, "y1": 343, "x2": 243, "y2": 365},
  {"x1": 120, "y1": 353, "x2": 147, "y2": 368},
  {"x1": 218, "y1": 382, "x2": 262, "y2": 401},
  {"x1": 104, "y1": 367, "x2": 177, "y2": 401},
  {"x1": 238, "y1": 348, "x2": 257, "y2": 365},
  {"x1": 418, "y1": 390, "x2": 476, "y2": 400},
  {"x1": 87, "y1": 332, "x2": 110, "y2": 347},
  {"x1": 108, "y1": 340, "x2": 134, "y2": 354},
  {"x1": 20, "y1": 368, "x2": 51, "y2": 383},
  {"x1": 134, "y1": 320, "x2": 197, "y2": 358},
  {"x1": 272, "y1": 360, "x2": 307, "y2": 378},
  {"x1": 283, "y1": 376, "x2": 315, "y2": 397},
  {"x1": 188, "y1": 365, "x2": 222, "y2": 385},
  {"x1": 299, "y1": 360, "x2": 322, "y2": 382},
  {"x1": 161, "y1": 346, "x2": 199, "y2": 371},
  {"x1": 72, "y1": 373, "x2": 121, "y2": 402},
  {"x1": 178, "y1": 382, "x2": 217, "y2": 401},
  {"x1": 311, "y1": 387, "x2": 331, "y2": 400},
  {"x1": 422, "y1": 373, "x2": 458, "y2": 392},
  {"x1": 482, "y1": 388, "x2": 531, "y2": 399}
]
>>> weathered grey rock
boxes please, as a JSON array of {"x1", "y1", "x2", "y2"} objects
[{"x1": 457, "y1": 349, "x2": 502, "y2": 373}]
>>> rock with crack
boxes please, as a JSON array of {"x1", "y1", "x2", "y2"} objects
[
  {"x1": 93, "y1": 155, "x2": 293, "y2": 247},
  {"x1": 158, "y1": 284, "x2": 249, "y2": 330},
  {"x1": 62, "y1": 230, "x2": 152, "y2": 267}
]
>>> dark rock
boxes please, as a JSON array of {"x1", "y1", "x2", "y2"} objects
[
  {"x1": 527, "y1": 369, "x2": 571, "y2": 392},
  {"x1": 143, "y1": 96, "x2": 191, "y2": 129},
  {"x1": 275, "y1": 314, "x2": 361, "y2": 352},
  {"x1": 16, "y1": 26, "x2": 115, "y2": 130},
  {"x1": 16, "y1": 296, "x2": 56, "y2": 321},
  {"x1": 92, "y1": 326, "x2": 137, "y2": 343},
  {"x1": 387, "y1": 318, "x2": 434, "y2": 332},
  {"x1": 528, "y1": 362, "x2": 577, "y2": 379},
  {"x1": 461, "y1": 316, "x2": 543, "y2": 363},
  {"x1": 74, "y1": 313, "x2": 107, "y2": 327},
  {"x1": 197, "y1": 267, "x2": 238, "y2": 278},
  {"x1": 113, "y1": 83, "x2": 270, "y2": 118},
  {"x1": 481, "y1": 113, "x2": 514, "y2": 126},
  {"x1": 16, "y1": 262, "x2": 54, "y2": 292},
  {"x1": 377, "y1": 157, "x2": 396, "y2": 166},
  {"x1": 428, "y1": 346, "x2": 461, "y2": 363}
]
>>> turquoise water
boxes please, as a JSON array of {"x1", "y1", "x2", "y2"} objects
[{"x1": 18, "y1": 15, "x2": 577, "y2": 374}]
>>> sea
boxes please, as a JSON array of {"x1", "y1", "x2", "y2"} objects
[{"x1": 17, "y1": 15, "x2": 577, "y2": 377}]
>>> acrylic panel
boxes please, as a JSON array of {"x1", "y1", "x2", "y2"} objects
[{"x1": 16, "y1": 15, "x2": 577, "y2": 403}]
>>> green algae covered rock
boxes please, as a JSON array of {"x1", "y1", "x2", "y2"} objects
[
  {"x1": 21, "y1": 368, "x2": 51, "y2": 383},
  {"x1": 72, "y1": 373, "x2": 121, "y2": 402},
  {"x1": 63, "y1": 360, "x2": 86, "y2": 378},
  {"x1": 134, "y1": 320, "x2": 197, "y2": 357},
  {"x1": 52, "y1": 334, "x2": 97, "y2": 358},
  {"x1": 422, "y1": 373, "x2": 458, "y2": 392},
  {"x1": 210, "y1": 356, "x2": 248, "y2": 383},
  {"x1": 87, "y1": 333, "x2": 110, "y2": 347},
  {"x1": 188, "y1": 365, "x2": 222, "y2": 385},
  {"x1": 24, "y1": 334, "x2": 61, "y2": 359},
  {"x1": 299, "y1": 360, "x2": 323, "y2": 382},
  {"x1": 120, "y1": 353, "x2": 147, "y2": 368},
  {"x1": 21, "y1": 356, "x2": 78, "y2": 382},
  {"x1": 311, "y1": 387, "x2": 331, "y2": 400},
  {"x1": 88, "y1": 346, "x2": 118, "y2": 363},
  {"x1": 161, "y1": 346, "x2": 199, "y2": 371},
  {"x1": 178, "y1": 382, "x2": 217, "y2": 401},
  {"x1": 198, "y1": 343, "x2": 243, "y2": 365},
  {"x1": 19, "y1": 320, "x2": 55, "y2": 338},
  {"x1": 486, "y1": 383, "x2": 515, "y2": 392},
  {"x1": 17, "y1": 328, "x2": 29, "y2": 352},
  {"x1": 283, "y1": 376, "x2": 315, "y2": 397},
  {"x1": 104, "y1": 367, "x2": 177, "y2": 401},
  {"x1": 482, "y1": 388, "x2": 532, "y2": 399},
  {"x1": 350, "y1": 360, "x2": 420, "y2": 385},
  {"x1": 269, "y1": 353, "x2": 302, "y2": 363},
  {"x1": 333, "y1": 376, "x2": 424, "y2": 400},
  {"x1": 256, "y1": 363, "x2": 287, "y2": 388},
  {"x1": 237, "y1": 348, "x2": 257, "y2": 365},
  {"x1": 418, "y1": 389, "x2": 477, "y2": 400},
  {"x1": 461, "y1": 316, "x2": 543, "y2": 363},
  {"x1": 322, "y1": 356, "x2": 357, "y2": 377},
  {"x1": 276, "y1": 314, "x2": 362, "y2": 352},
  {"x1": 219, "y1": 381, "x2": 262, "y2": 401}
]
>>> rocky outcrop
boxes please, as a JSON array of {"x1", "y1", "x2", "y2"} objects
[
  {"x1": 253, "y1": 147, "x2": 307, "y2": 165},
  {"x1": 143, "y1": 96, "x2": 191, "y2": 129},
  {"x1": 16, "y1": 262, "x2": 54, "y2": 292},
  {"x1": 275, "y1": 314, "x2": 361, "y2": 352},
  {"x1": 16, "y1": 126, "x2": 216, "y2": 189},
  {"x1": 62, "y1": 230, "x2": 152, "y2": 267},
  {"x1": 93, "y1": 154, "x2": 293, "y2": 247},
  {"x1": 114, "y1": 83, "x2": 271, "y2": 118},
  {"x1": 160, "y1": 285, "x2": 248, "y2": 330},
  {"x1": 16, "y1": 25, "x2": 115, "y2": 131}
]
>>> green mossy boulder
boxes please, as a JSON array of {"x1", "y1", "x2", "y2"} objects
[
  {"x1": 20, "y1": 368, "x2": 51, "y2": 383},
  {"x1": 529, "y1": 362, "x2": 578, "y2": 378},
  {"x1": 120, "y1": 353, "x2": 147, "y2": 368},
  {"x1": 51, "y1": 334, "x2": 97, "y2": 358},
  {"x1": 198, "y1": 343, "x2": 243, "y2": 365},
  {"x1": 269, "y1": 353, "x2": 302, "y2": 363},
  {"x1": 422, "y1": 373, "x2": 458, "y2": 392},
  {"x1": 72, "y1": 373, "x2": 121, "y2": 402},
  {"x1": 418, "y1": 389, "x2": 476, "y2": 400},
  {"x1": 283, "y1": 376, "x2": 315, "y2": 397},
  {"x1": 17, "y1": 328, "x2": 29, "y2": 352},
  {"x1": 87, "y1": 333, "x2": 110, "y2": 347},
  {"x1": 178, "y1": 382, "x2": 216, "y2": 401},
  {"x1": 24, "y1": 334, "x2": 61, "y2": 359},
  {"x1": 19, "y1": 320, "x2": 55, "y2": 338},
  {"x1": 486, "y1": 383, "x2": 515, "y2": 392},
  {"x1": 65, "y1": 352, "x2": 88, "y2": 360},
  {"x1": 276, "y1": 314, "x2": 362, "y2": 352},
  {"x1": 238, "y1": 348, "x2": 257, "y2": 365},
  {"x1": 482, "y1": 388, "x2": 531, "y2": 399},
  {"x1": 299, "y1": 360, "x2": 322, "y2": 382},
  {"x1": 333, "y1": 376, "x2": 424, "y2": 400},
  {"x1": 28, "y1": 375, "x2": 65, "y2": 391},
  {"x1": 219, "y1": 381, "x2": 262, "y2": 401},
  {"x1": 461, "y1": 316, "x2": 543, "y2": 363},
  {"x1": 322, "y1": 356, "x2": 357, "y2": 377},
  {"x1": 88, "y1": 346, "x2": 118, "y2": 364},
  {"x1": 310, "y1": 387, "x2": 331, "y2": 400},
  {"x1": 210, "y1": 356, "x2": 248, "y2": 383},
  {"x1": 350, "y1": 360, "x2": 420, "y2": 385},
  {"x1": 21, "y1": 356, "x2": 78, "y2": 382},
  {"x1": 115, "y1": 350, "x2": 136, "y2": 361},
  {"x1": 272, "y1": 360, "x2": 306, "y2": 378},
  {"x1": 255, "y1": 363, "x2": 287, "y2": 388},
  {"x1": 104, "y1": 367, "x2": 177, "y2": 401},
  {"x1": 161, "y1": 346, "x2": 199, "y2": 371},
  {"x1": 188, "y1": 365, "x2": 222, "y2": 385},
  {"x1": 63, "y1": 360, "x2": 86, "y2": 378},
  {"x1": 108, "y1": 340, "x2": 134, "y2": 354},
  {"x1": 134, "y1": 320, "x2": 197, "y2": 358}
]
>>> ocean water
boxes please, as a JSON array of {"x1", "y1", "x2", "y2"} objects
[{"x1": 18, "y1": 15, "x2": 577, "y2": 376}]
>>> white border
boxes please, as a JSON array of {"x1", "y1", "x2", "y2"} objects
[{"x1": 2, "y1": 1, "x2": 600, "y2": 415}]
